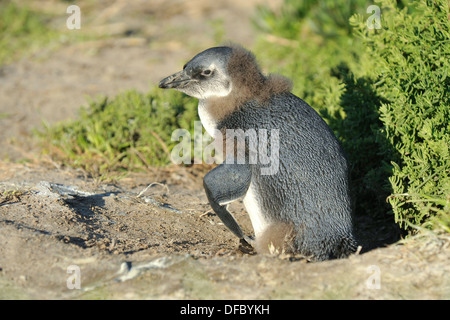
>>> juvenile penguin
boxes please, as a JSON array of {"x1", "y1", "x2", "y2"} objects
[{"x1": 159, "y1": 44, "x2": 357, "y2": 261}]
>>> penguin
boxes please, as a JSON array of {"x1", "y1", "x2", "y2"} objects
[{"x1": 159, "y1": 44, "x2": 358, "y2": 261}]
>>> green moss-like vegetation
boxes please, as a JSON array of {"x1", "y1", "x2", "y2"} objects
[
  {"x1": 351, "y1": 0, "x2": 450, "y2": 232},
  {"x1": 39, "y1": 89, "x2": 198, "y2": 178}
]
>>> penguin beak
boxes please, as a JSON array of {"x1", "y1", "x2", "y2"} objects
[{"x1": 159, "y1": 70, "x2": 192, "y2": 89}]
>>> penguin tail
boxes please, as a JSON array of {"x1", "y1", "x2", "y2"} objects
[{"x1": 334, "y1": 235, "x2": 359, "y2": 259}]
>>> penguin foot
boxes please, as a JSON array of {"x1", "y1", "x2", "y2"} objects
[{"x1": 238, "y1": 236, "x2": 256, "y2": 254}]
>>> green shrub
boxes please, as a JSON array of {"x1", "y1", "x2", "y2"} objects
[
  {"x1": 350, "y1": 0, "x2": 450, "y2": 232},
  {"x1": 254, "y1": 0, "x2": 369, "y2": 39},
  {"x1": 39, "y1": 88, "x2": 198, "y2": 178}
]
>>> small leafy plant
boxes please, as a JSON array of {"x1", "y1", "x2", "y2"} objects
[{"x1": 39, "y1": 88, "x2": 198, "y2": 178}]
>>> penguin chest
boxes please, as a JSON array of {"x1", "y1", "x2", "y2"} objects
[
  {"x1": 243, "y1": 182, "x2": 270, "y2": 237},
  {"x1": 198, "y1": 100, "x2": 218, "y2": 138}
]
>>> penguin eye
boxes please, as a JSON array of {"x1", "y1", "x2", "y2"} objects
[{"x1": 201, "y1": 69, "x2": 212, "y2": 76}]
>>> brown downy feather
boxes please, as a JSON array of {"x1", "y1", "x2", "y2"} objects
[
  {"x1": 255, "y1": 222, "x2": 297, "y2": 254},
  {"x1": 206, "y1": 44, "x2": 293, "y2": 161},
  {"x1": 206, "y1": 44, "x2": 293, "y2": 124},
  {"x1": 226, "y1": 43, "x2": 293, "y2": 104}
]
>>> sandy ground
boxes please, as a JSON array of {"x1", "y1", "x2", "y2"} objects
[{"x1": 0, "y1": 0, "x2": 449, "y2": 300}]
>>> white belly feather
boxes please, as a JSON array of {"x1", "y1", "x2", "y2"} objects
[
  {"x1": 243, "y1": 182, "x2": 270, "y2": 237},
  {"x1": 199, "y1": 97, "x2": 269, "y2": 238},
  {"x1": 198, "y1": 99, "x2": 218, "y2": 137}
]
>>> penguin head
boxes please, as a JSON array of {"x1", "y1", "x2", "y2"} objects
[
  {"x1": 159, "y1": 46, "x2": 233, "y2": 99},
  {"x1": 159, "y1": 44, "x2": 293, "y2": 120}
]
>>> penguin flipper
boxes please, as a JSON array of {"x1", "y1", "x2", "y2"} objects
[{"x1": 203, "y1": 162, "x2": 251, "y2": 240}]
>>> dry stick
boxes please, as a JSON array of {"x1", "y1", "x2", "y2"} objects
[
  {"x1": 150, "y1": 130, "x2": 170, "y2": 157},
  {"x1": 137, "y1": 182, "x2": 170, "y2": 198}
]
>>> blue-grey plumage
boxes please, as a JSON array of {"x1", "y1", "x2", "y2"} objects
[
  {"x1": 219, "y1": 93, "x2": 356, "y2": 260},
  {"x1": 159, "y1": 44, "x2": 357, "y2": 260}
]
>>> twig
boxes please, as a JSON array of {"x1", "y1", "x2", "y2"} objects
[
  {"x1": 136, "y1": 182, "x2": 169, "y2": 198},
  {"x1": 199, "y1": 209, "x2": 214, "y2": 218},
  {"x1": 150, "y1": 130, "x2": 170, "y2": 157}
]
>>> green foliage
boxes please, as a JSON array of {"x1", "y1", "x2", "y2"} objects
[
  {"x1": 39, "y1": 89, "x2": 198, "y2": 178},
  {"x1": 254, "y1": 0, "x2": 369, "y2": 39},
  {"x1": 0, "y1": 2, "x2": 56, "y2": 65},
  {"x1": 351, "y1": 0, "x2": 450, "y2": 232},
  {"x1": 0, "y1": 2, "x2": 103, "y2": 66}
]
